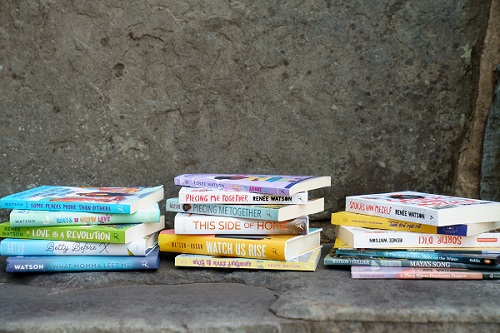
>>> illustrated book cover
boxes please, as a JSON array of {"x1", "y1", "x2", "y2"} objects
[
  {"x1": 0, "y1": 232, "x2": 159, "y2": 256},
  {"x1": 332, "y1": 211, "x2": 500, "y2": 237},
  {"x1": 345, "y1": 191, "x2": 500, "y2": 226},
  {"x1": 174, "y1": 174, "x2": 331, "y2": 196},
  {"x1": 174, "y1": 246, "x2": 322, "y2": 271},
  {"x1": 0, "y1": 216, "x2": 165, "y2": 244},
  {"x1": 167, "y1": 197, "x2": 323, "y2": 221},
  {"x1": 350, "y1": 266, "x2": 500, "y2": 280},
  {"x1": 5, "y1": 248, "x2": 160, "y2": 273},
  {"x1": 173, "y1": 213, "x2": 309, "y2": 235},
  {"x1": 0, "y1": 185, "x2": 164, "y2": 214},
  {"x1": 158, "y1": 228, "x2": 322, "y2": 261},
  {"x1": 337, "y1": 225, "x2": 500, "y2": 249},
  {"x1": 9, "y1": 203, "x2": 161, "y2": 227}
]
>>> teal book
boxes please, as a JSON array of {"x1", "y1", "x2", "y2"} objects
[
  {"x1": 0, "y1": 185, "x2": 164, "y2": 214},
  {"x1": 5, "y1": 248, "x2": 160, "y2": 272},
  {"x1": 166, "y1": 197, "x2": 324, "y2": 221}
]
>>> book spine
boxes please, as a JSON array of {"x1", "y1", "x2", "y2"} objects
[
  {"x1": 331, "y1": 212, "x2": 437, "y2": 234},
  {"x1": 0, "y1": 238, "x2": 154, "y2": 256},
  {"x1": 167, "y1": 198, "x2": 280, "y2": 220},
  {"x1": 333, "y1": 249, "x2": 500, "y2": 266},
  {"x1": 9, "y1": 205, "x2": 160, "y2": 227},
  {"x1": 350, "y1": 266, "x2": 500, "y2": 280},
  {"x1": 174, "y1": 254, "x2": 317, "y2": 271},
  {"x1": 5, "y1": 252, "x2": 160, "y2": 272},
  {"x1": 174, "y1": 213, "x2": 308, "y2": 235},
  {"x1": 0, "y1": 223, "x2": 127, "y2": 244},
  {"x1": 338, "y1": 227, "x2": 500, "y2": 248},
  {"x1": 0, "y1": 199, "x2": 131, "y2": 214},
  {"x1": 178, "y1": 189, "x2": 308, "y2": 204},
  {"x1": 158, "y1": 233, "x2": 286, "y2": 260},
  {"x1": 345, "y1": 197, "x2": 437, "y2": 225}
]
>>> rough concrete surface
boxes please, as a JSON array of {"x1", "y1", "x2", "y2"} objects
[{"x1": 0, "y1": 245, "x2": 499, "y2": 333}]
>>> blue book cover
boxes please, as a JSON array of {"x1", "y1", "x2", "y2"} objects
[
  {"x1": 0, "y1": 186, "x2": 164, "y2": 214},
  {"x1": 5, "y1": 248, "x2": 160, "y2": 272}
]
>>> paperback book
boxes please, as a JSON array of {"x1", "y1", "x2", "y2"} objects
[
  {"x1": 5, "y1": 248, "x2": 160, "y2": 273},
  {"x1": 331, "y1": 211, "x2": 500, "y2": 237},
  {"x1": 345, "y1": 191, "x2": 500, "y2": 226},
  {"x1": 0, "y1": 216, "x2": 165, "y2": 244},
  {"x1": 0, "y1": 185, "x2": 164, "y2": 214},
  {"x1": 350, "y1": 266, "x2": 500, "y2": 280},
  {"x1": 175, "y1": 247, "x2": 322, "y2": 271},
  {"x1": 9, "y1": 203, "x2": 161, "y2": 227},
  {"x1": 167, "y1": 197, "x2": 324, "y2": 221},
  {"x1": 174, "y1": 174, "x2": 331, "y2": 196},
  {"x1": 174, "y1": 213, "x2": 309, "y2": 235},
  {"x1": 337, "y1": 225, "x2": 500, "y2": 249},
  {"x1": 0, "y1": 232, "x2": 159, "y2": 256},
  {"x1": 158, "y1": 228, "x2": 322, "y2": 261}
]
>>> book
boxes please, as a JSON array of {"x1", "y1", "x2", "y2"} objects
[
  {"x1": 0, "y1": 185, "x2": 164, "y2": 214},
  {"x1": 331, "y1": 211, "x2": 500, "y2": 237},
  {"x1": 174, "y1": 174, "x2": 331, "y2": 196},
  {"x1": 9, "y1": 203, "x2": 161, "y2": 227},
  {"x1": 350, "y1": 266, "x2": 500, "y2": 280},
  {"x1": 345, "y1": 191, "x2": 500, "y2": 226},
  {"x1": 324, "y1": 248, "x2": 500, "y2": 270},
  {"x1": 174, "y1": 247, "x2": 322, "y2": 271},
  {"x1": 158, "y1": 228, "x2": 322, "y2": 261},
  {"x1": 0, "y1": 232, "x2": 159, "y2": 256},
  {"x1": 167, "y1": 197, "x2": 324, "y2": 221},
  {"x1": 5, "y1": 248, "x2": 160, "y2": 272},
  {"x1": 174, "y1": 213, "x2": 309, "y2": 235},
  {"x1": 178, "y1": 187, "x2": 309, "y2": 205},
  {"x1": 0, "y1": 216, "x2": 165, "y2": 244}
]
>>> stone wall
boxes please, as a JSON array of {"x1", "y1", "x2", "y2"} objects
[{"x1": 0, "y1": 1, "x2": 494, "y2": 236}]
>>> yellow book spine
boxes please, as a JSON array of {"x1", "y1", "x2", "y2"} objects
[
  {"x1": 331, "y1": 211, "x2": 437, "y2": 234},
  {"x1": 158, "y1": 231, "x2": 287, "y2": 260}
]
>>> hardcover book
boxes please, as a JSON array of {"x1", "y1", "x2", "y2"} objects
[
  {"x1": 167, "y1": 197, "x2": 324, "y2": 221},
  {"x1": 158, "y1": 228, "x2": 322, "y2": 261},
  {"x1": 0, "y1": 216, "x2": 165, "y2": 244},
  {"x1": 174, "y1": 247, "x2": 322, "y2": 271},
  {"x1": 5, "y1": 248, "x2": 160, "y2": 273},
  {"x1": 331, "y1": 211, "x2": 500, "y2": 237},
  {"x1": 337, "y1": 225, "x2": 500, "y2": 249},
  {"x1": 0, "y1": 185, "x2": 164, "y2": 214},
  {"x1": 0, "y1": 232, "x2": 159, "y2": 256},
  {"x1": 345, "y1": 191, "x2": 500, "y2": 226},
  {"x1": 174, "y1": 213, "x2": 309, "y2": 235},
  {"x1": 9, "y1": 203, "x2": 161, "y2": 227},
  {"x1": 350, "y1": 266, "x2": 500, "y2": 280},
  {"x1": 174, "y1": 174, "x2": 331, "y2": 196},
  {"x1": 178, "y1": 187, "x2": 308, "y2": 205}
]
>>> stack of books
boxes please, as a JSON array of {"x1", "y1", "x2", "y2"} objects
[
  {"x1": 160, "y1": 173, "x2": 331, "y2": 271},
  {"x1": 0, "y1": 185, "x2": 165, "y2": 273},
  {"x1": 324, "y1": 191, "x2": 500, "y2": 280}
]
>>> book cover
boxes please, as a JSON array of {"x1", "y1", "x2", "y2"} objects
[
  {"x1": 174, "y1": 174, "x2": 331, "y2": 196},
  {"x1": 9, "y1": 203, "x2": 161, "y2": 227},
  {"x1": 0, "y1": 232, "x2": 159, "y2": 256},
  {"x1": 331, "y1": 211, "x2": 500, "y2": 236},
  {"x1": 345, "y1": 191, "x2": 500, "y2": 226},
  {"x1": 5, "y1": 248, "x2": 160, "y2": 273},
  {"x1": 337, "y1": 225, "x2": 500, "y2": 249},
  {"x1": 178, "y1": 187, "x2": 309, "y2": 205},
  {"x1": 350, "y1": 266, "x2": 500, "y2": 280},
  {"x1": 0, "y1": 216, "x2": 165, "y2": 244},
  {"x1": 324, "y1": 248, "x2": 500, "y2": 270},
  {"x1": 174, "y1": 247, "x2": 322, "y2": 271},
  {"x1": 158, "y1": 228, "x2": 322, "y2": 261},
  {"x1": 174, "y1": 213, "x2": 309, "y2": 235},
  {"x1": 0, "y1": 185, "x2": 164, "y2": 214},
  {"x1": 167, "y1": 197, "x2": 324, "y2": 221}
]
